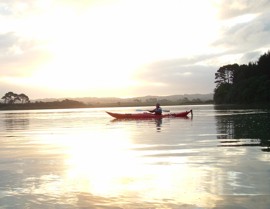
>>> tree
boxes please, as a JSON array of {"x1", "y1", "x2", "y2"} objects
[
  {"x1": 214, "y1": 83, "x2": 232, "y2": 104},
  {"x1": 133, "y1": 99, "x2": 142, "y2": 103},
  {"x1": 146, "y1": 98, "x2": 157, "y2": 104},
  {"x1": 18, "y1": 93, "x2": 30, "y2": 103},
  {"x1": 1, "y1": 92, "x2": 19, "y2": 104},
  {"x1": 214, "y1": 52, "x2": 270, "y2": 104},
  {"x1": 257, "y1": 51, "x2": 270, "y2": 77},
  {"x1": 1, "y1": 92, "x2": 30, "y2": 104},
  {"x1": 215, "y1": 64, "x2": 239, "y2": 87}
]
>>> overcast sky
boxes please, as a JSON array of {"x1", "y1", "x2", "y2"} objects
[{"x1": 0, "y1": 0, "x2": 270, "y2": 99}]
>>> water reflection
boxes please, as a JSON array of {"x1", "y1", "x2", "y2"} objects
[
  {"x1": 3, "y1": 112, "x2": 30, "y2": 131},
  {"x1": 111, "y1": 118, "x2": 163, "y2": 132},
  {"x1": 110, "y1": 117, "x2": 192, "y2": 133},
  {"x1": 1, "y1": 107, "x2": 270, "y2": 208},
  {"x1": 30, "y1": 115, "x2": 218, "y2": 208},
  {"x1": 215, "y1": 110, "x2": 270, "y2": 152},
  {"x1": 155, "y1": 119, "x2": 162, "y2": 131}
]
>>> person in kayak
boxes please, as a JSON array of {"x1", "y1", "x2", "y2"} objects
[{"x1": 149, "y1": 103, "x2": 162, "y2": 115}]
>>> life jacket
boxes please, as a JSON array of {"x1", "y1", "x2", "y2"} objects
[{"x1": 155, "y1": 107, "x2": 162, "y2": 115}]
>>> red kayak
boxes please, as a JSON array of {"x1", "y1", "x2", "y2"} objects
[{"x1": 106, "y1": 110, "x2": 193, "y2": 119}]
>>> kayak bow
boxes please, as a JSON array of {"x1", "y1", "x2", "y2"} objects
[{"x1": 106, "y1": 110, "x2": 193, "y2": 119}]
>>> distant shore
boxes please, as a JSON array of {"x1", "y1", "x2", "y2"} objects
[
  {"x1": 0, "y1": 94, "x2": 215, "y2": 111},
  {"x1": 0, "y1": 99, "x2": 213, "y2": 111}
]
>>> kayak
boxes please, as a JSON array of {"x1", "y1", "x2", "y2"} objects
[{"x1": 106, "y1": 110, "x2": 193, "y2": 119}]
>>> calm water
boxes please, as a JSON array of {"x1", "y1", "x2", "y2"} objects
[{"x1": 0, "y1": 105, "x2": 269, "y2": 209}]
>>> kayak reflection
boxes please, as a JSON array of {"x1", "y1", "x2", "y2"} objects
[
  {"x1": 110, "y1": 116, "x2": 192, "y2": 132},
  {"x1": 155, "y1": 118, "x2": 162, "y2": 132},
  {"x1": 110, "y1": 118, "x2": 163, "y2": 132}
]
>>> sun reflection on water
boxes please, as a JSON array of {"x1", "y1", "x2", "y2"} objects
[
  {"x1": 35, "y1": 126, "x2": 221, "y2": 207},
  {"x1": 64, "y1": 129, "x2": 141, "y2": 196},
  {"x1": 1, "y1": 107, "x2": 270, "y2": 208}
]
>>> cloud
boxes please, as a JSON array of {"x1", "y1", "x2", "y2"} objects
[
  {"x1": 216, "y1": 0, "x2": 270, "y2": 19},
  {"x1": 0, "y1": 0, "x2": 110, "y2": 18},
  {"x1": 130, "y1": 2, "x2": 270, "y2": 94},
  {"x1": 0, "y1": 32, "x2": 51, "y2": 77},
  {"x1": 239, "y1": 51, "x2": 263, "y2": 64},
  {"x1": 214, "y1": 12, "x2": 270, "y2": 52},
  {"x1": 0, "y1": 0, "x2": 269, "y2": 99},
  {"x1": 0, "y1": 0, "x2": 39, "y2": 17},
  {"x1": 211, "y1": 1, "x2": 270, "y2": 66},
  {"x1": 0, "y1": 32, "x2": 17, "y2": 51},
  {"x1": 134, "y1": 57, "x2": 217, "y2": 95}
]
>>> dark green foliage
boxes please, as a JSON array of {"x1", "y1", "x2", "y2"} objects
[
  {"x1": 258, "y1": 52, "x2": 270, "y2": 77},
  {"x1": 214, "y1": 51, "x2": 270, "y2": 104},
  {"x1": 214, "y1": 83, "x2": 233, "y2": 104}
]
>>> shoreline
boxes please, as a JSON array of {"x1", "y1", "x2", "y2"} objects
[{"x1": 0, "y1": 101, "x2": 214, "y2": 111}]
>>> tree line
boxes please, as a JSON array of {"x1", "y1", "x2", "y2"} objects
[
  {"x1": 1, "y1": 92, "x2": 30, "y2": 104},
  {"x1": 0, "y1": 92, "x2": 89, "y2": 110},
  {"x1": 0, "y1": 91, "x2": 213, "y2": 110},
  {"x1": 214, "y1": 51, "x2": 270, "y2": 104}
]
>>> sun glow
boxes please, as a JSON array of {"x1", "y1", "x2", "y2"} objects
[
  {"x1": 20, "y1": 2, "x2": 142, "y2": 96},
  {"x1": 5, "y1": 0, "x2": 219, "y2": 98},
  {"x1": 34, "y1": 116, "x2": 220, "y2": 207},
  {"x1": 39, "y1": 128, "x2": 147, "y2": 196}
]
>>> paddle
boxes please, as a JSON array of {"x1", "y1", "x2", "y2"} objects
[{"x1": 136, "y1": 109, "x2": 170, "y2": 112}]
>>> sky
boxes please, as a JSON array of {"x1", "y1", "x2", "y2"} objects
[{"x1": 0, "y1": 0, "x2": 270, "y2": 99}]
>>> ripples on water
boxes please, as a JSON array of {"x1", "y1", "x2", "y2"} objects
[{"x1": 0, "y1": 105, "x2": 269, "y2": 209}]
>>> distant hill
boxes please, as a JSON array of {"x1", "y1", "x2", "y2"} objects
[
  {"x1": 34, "y1": 93, "x2": 213, "y2": 105},
  {"x1": 0, "y1": 94, "x2": 213, "y2": 110}
]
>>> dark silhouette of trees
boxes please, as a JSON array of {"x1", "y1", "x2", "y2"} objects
[
  {"x1": 2, "y1": 92, "x2": 14, "y2": 104},
  {"x1": 1, "y1": 92, "x2": 30, "y2": 104},
  {"x1": 258, "y1": 52, "x2": 270, "y2": 77},
  {"x1": 214, "y1": 51, "x2": 270, "y2": 104},
  {"x1": 18, "y1": 93, "x2": 30, "y2": 103},
  {"x1": 215, "y1": 64, "x2": 238, "y2": 87},
  {"x1": 0, "y1": 95, "x2": 88, "y2": 110}
]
